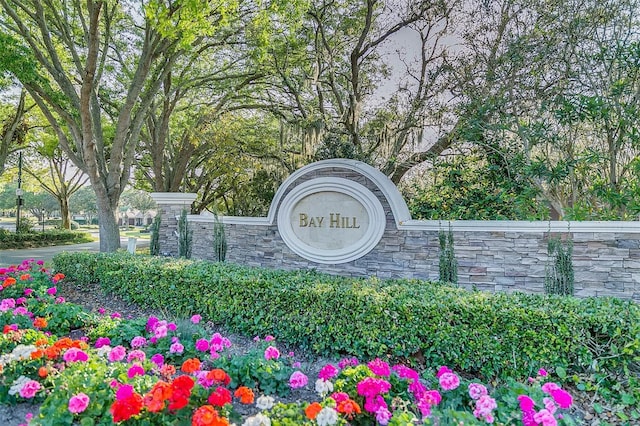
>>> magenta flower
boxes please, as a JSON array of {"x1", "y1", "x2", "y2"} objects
[
  {"x1": 364, "y1": 394, "x2": 387, "y2": 413},
  {"x1": 318, "y1": 364, "x2": 339, "y2": 381},
  {"x1": 356, "y1": 377, "x2": 391, "y2": 398},
  {"x1": 375, "y1": 407, "x2": 392, "y2": 425},
  {"x1": 264, "y1": 335, "x2": 275, "y2": 341},
  {"x1": 337, "y1": 357, "x2": 359, "y2": 369},
  {"x1": 127, "y1": 364, "x2": 145, "y2": 378},
  {"x1": 439, "y1": 372, "x2": 460, "y2": 391},
  {"x1": 46, "y1": 287, "x2": 57, "y2": 296},
  {"x1": 63, "y1": 348, "x2": 89, "y2": 363},
  {"x1": 190, "y1": 314, "x2": 201, "y2": 324},
  {"x1": 289, "y1": 371, "x2": 308, "y2": 389},
  {"x1": 68, "y1": 393, "x2": 90, "y2": 414},
  {"x1": 167, "y1": 322, "x2": 177, "y2": 331},
  {"x1": 19, "y1": 380, "x2": 41, "y2": 398},
  {"x1": 533, "y1": 409, "x2": 558, "y2": 426},
  {"x1": 195, "y1": 338, "x2": 210, "y2": 352},
  {"x1": 367, "y1": 358, "x2": 391, "y2": 377},
  {"x1": 264, "y1": 346, "x2": 280, "y2": 360},
  {"x1": 538, "y1": 368, "x2": 549, "y2": 376},
  {"x1": 550, "y1": 388, "x2": 573, "y2": 409},
  {"x1": 24, "y1": 288, "x2": 33, "y2": 296},
  {"x1": 423, "y1": 390, "x2": 442, "y2": 406},
  {"x1": 393, "y1": 365, "x2": 420, "y2": 382},
  {"x1": 210, "y1": 333, "x2": 231, "y2": 351},
  {"x1": 110, "y1": 312, "x2": 121, "y2": 319},
  {"x1": 150, "y1": 353, "x2": 164, "y2": 367},
  {"x1": 94, "y1": 337, "x2": 111, "y2": 348},
  {"x1": 435, "y1": 365, "x2": 452, "y2": 378},
  {"x1": 541, "y1": 382, "x2": 560, "y2": 393},
  {"x1": 330, "y1": 392, "x2": 350, "y2": 403}
]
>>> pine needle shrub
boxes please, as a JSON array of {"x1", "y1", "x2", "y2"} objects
[
  {"x1": 439, "y1": 227, "x2": 458, "y2": 285},
  {"x1": 178, "y1": 209, "x2": 192, "y2": 259},
  {"x1": 545, "y1": 237, "x2": 574, "y2": 296}
]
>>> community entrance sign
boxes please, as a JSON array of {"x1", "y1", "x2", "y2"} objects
[{"x1": 277, "y1": 177, "x2": 386, "y2": 264}]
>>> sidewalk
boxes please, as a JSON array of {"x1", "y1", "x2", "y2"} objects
[{"x1": 0, "y1": 235, "x2": 149, "y2": 267}]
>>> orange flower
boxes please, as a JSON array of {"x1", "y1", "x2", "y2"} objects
[
  {"x1": 33, "y1": 317, "x2": 48, "y2": 329},
  {"x1": 336, "y1": 399, "x2": 361, "y2": 419},
  {"x1": 3, "y1": 277, "x2": 16, "y2": 288},
  {"x1": 30, "y1": 349, "x2": 44, "y2": 360},
  {"x1": 207, "y1": 369, "x2": 231, "y2": 386},
  {"x1": 160, "y1": 364, "x2": 177, "y2": 379},
  {"x1": 181, "y1": 358, "x2": 201, "y2": 374},
  {"x1": 143, "y1": 381, "x2": 172, "y2": 412},
  {"x1": 191, "y1": 405, "x2": 229, "y2": 426},
  {"x1": 35, "y1": 338, "x2": 49, "y2": 347},
  {"x1": 305, "y1": 402, "x2": 323, "y2": 420},
  {"x1": 52, "y1": 273, "x2": 65, "y2": 282},
  {"x1": 20, "y1": 274, "x2": 30, "y2": 281},
  {"x1": 233, "y1": 386, "x2": 254, "y2": 405},
  {"x1": 38, "y1": 366, "x2": 48, "y2": 378},
  {"x1": 45, "y1": 346, "x2": 61, "y2": 359}
]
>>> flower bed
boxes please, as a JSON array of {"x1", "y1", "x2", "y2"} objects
[{"x1": 0, "y1": 259, "x2": 585, "y2": 425}]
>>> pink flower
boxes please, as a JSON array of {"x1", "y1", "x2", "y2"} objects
[
  {"x1": 422, "y1": 390, "x2": 442, "y2": 406},
  {"x1": 24, "y1": 288, "x2": 33, "y2": 296},
  {"x1": 473, "y1": 395, "x2": 497, "y2": 419},
  {"x1": 289, "y1": 371, "x2": 308, "y2": 389},
  {"x1": 127, "y1": 349, "x2": 146, "y2": 363},
  {"x1": 169, "y1": 342, "x2": 184, "y2": 354},
  {"x1": 264, "y1": 335, "x2": 275, "y2": 341},
  {"x1": 541, "y1": 382, "x2": 560, "y2": 393},
  {"x1": 375, "y1": 407, "x2": 392, "y2": 425},
  {"x1": 127, "y1": 364, "x2": 145, "y2": 378},
  {"x1": 63, "y1": 348, "x2": 89, "y2": 363},
  {"x1": 438, "y1": 372, "x2": 460, "y2": 391},
  {"x1": 94, "y1": 337, "x2": 111, "y2": 348},
  {"x1": 518, "y1": 395, "x2": 537, "y2": 426},
  {"x1": 209, "y1": 333, "x2": 231, "y2": 351},
  {"x1": 55, "y1": 297, "x2": 65, "y2": 304},
  {"x1": 337, "y1": 357, "x2": 359, "y2": 369},
  {"x1": 167, "y1": 322, "x2": 177, "y2": 331},
  {"x1": 16, "y1": 297, "x2": 26, "y2": 305},
  {"x1": 318, "y1": 364, "x2": 339, "y2": 381},
  {"x1": 130, "y1": 336, "x2": 147, "y2": 348},
  {"x1": 195, "y1": 339, "x2": 210, "y2": 352},
  {"x1": 264, "y1": 346, "x2": 280, "y2": 360},
  {"x1": 110, "y1": 312, "x2": 121, "y2": 319},
  {"x1": 46, "y1": 287, "x2": 57, "y2": 295},
  {"x1": 367, "y1": 358, "x2": 391, "y2": 377},
  {"x1": 468, "y1": 383, "x2": 488, "y2": 400},
  {"x1": 108, "y1": 345, "x2": 127, "y2": 362},
  {"x1": 534, "y1": 408, "x2": 558, "y2": 426},
  {"x1": 538, "y1": 368, "x2": 549, "y2": 376},
  {"x1": 544, "y1": 397, "x2": 557, "y2": 414},
  {"x1": 68, "y1": 393, "x2": 90, "y2": 414},
  {"x1": 19, "y1": 380, "x2": 41, "y2": 398},
  {"x1": 435, "y1": 366, "x2": 452, "y2": 378},
  {"x1": 330, "y1": 392, "x2": 349, "y2": 403},
  {"x1": 98, "y1": 307, "x2": 105, "y2": 315},
  {"x1": 191, "y1": 314, "x2": 201, "y2": 324}
]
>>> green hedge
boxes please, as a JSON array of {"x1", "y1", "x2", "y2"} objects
[
  {"x1": 0, "y1": 229, "x2": 92, "y2": 248},
  {"x1": 53, "y1": 252, "x2": 640, "y2": 381}
]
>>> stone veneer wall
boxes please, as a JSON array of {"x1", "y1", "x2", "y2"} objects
[{"x1": 151, "y1": 162, "x2": 640, "y2": 301}]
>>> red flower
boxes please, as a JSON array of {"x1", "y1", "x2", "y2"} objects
[
  {"x1": 208, "y1": 387, "x2": 232, "y2": 407},
  {"x1": 110, "y1": 392, "x2": 143, "y2": 422},
  {"x1": 143, "y1": 381, "x2": 173, "y2": 412},
  {"x1": 169, "y1": 375, "x2": 195, "y2": 411}
]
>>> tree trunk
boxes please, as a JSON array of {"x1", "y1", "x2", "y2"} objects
[
  {"x1": 95, "y1": 190, "x2": 121, "y2": 252},
  {"x1": 60, "y1": 197, "x2": 72, "y2": 230}
]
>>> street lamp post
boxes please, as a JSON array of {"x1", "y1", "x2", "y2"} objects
[{"x1": 15, "y1": 151, "x2": 23, "y2": 233}]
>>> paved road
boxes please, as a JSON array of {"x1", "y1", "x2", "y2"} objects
[{"x1": 0, "y1": 236, "x2": 149, "y2": 267}]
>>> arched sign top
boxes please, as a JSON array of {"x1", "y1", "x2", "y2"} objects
[{"x1": 267, "y1": 159, "x2": 411, "y2": 228}]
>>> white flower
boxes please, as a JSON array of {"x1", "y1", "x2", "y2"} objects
[
  {"x1": 315, "y1": 378, "x2": 334, "y2": 396},
  {"x1": 256, "y1": 395, "x2": 275, "y2": 410},
  {"x1": 242, "y1": 414, "x2": 271, "y2": 426},
  {"x1": 95, "y1": 345, "x2": 112, "y2": 357},
  {"x1": 11, "y1": 344, "x2": 38, "y2": 362},
  {"x1": 9, "y1": 376, "x2": 31, "y2": 396},
  {"x1": 316, "y1": 407, "x2": 339, "y2": 426}
]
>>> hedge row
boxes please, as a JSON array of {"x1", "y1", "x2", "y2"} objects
[
  {"x1": 53, "y1": 252, "x2": 640, "y2": 381},
  {"x1": 0, "y1": 229, "x2": 92, "y2": 248}
]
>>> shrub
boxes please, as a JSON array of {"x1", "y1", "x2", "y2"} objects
[
  {"x1": 0, "y1": 230, "x2": 92, "y2": 249},
  {"x1": 149, "y1": 214, "x2": 161, "y2": 256},
  {"x1": 545, "y1": 236, "x2": 574, "y2": 296},
  {"x1": 52, "y1": 252, "x2": 640, "y2": 384}
]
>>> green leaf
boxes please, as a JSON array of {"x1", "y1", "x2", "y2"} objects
[{"x1": 555, "y1": 366, "x2": 567, "y2": 379}]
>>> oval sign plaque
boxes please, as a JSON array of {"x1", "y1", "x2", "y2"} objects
[{"x1": 277, "y1": 177, "x2": 386, "y2": 264}]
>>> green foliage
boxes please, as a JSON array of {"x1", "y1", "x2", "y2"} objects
[
  {"x1": 438, "y1": 227, "x2": 457, "y2": 285},
  {"x1": 545, "y1": 237, "x2": 575, "y2": 296},
  {"x1": 16, "y1": 216, "x2": 35, "y2": 233},
  {"x1": 178, "y1": 209, "x2": 192, "y2": 259},
  {"x1": 213, "y1": 214, "x2": 227, "y2": 262},
  {"x1": 53, "y1": 252, "x2": 640, "y2": 384},
  {"x1": 149, "y1": 214, "x2": 161, "y2": 256},
  {"x1": 0, "y1": 229, "x2": 92, "y2": 249}
]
